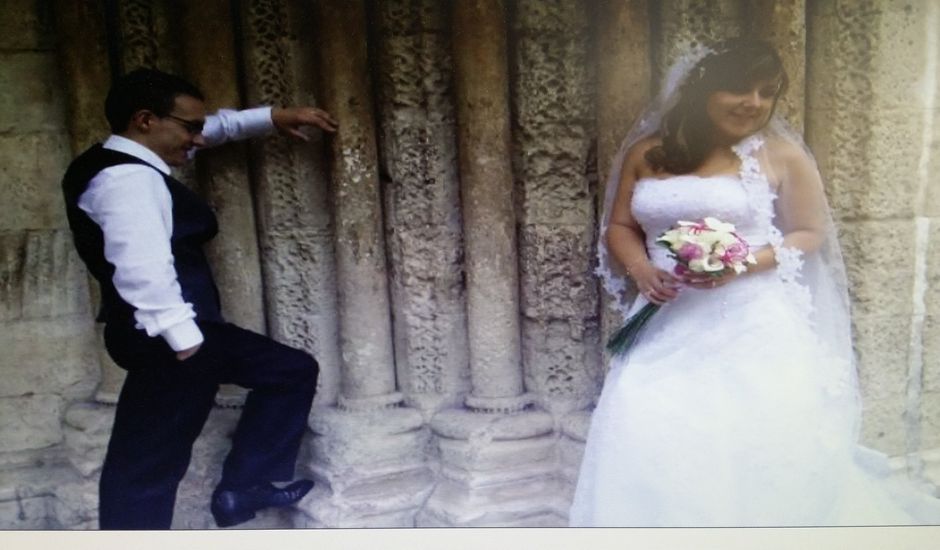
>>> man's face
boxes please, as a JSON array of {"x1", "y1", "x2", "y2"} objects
[{"x1": 147, "y1": 95, "x2": 207, "y2": 167}]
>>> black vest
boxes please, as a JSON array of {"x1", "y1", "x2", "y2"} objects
[{"x1": 62, "y1": 144, "x2": 223, "y2": 327}]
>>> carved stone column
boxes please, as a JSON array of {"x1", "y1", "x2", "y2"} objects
[
  {"x1": 115, "y1": 0, "x2": 180, "y2": 74},
  {"x1": 179, "y1": 1, "x2": 264, "y2": 410},
  {"x1": 376, "y1": 0, "x2": 471, "y2": 416},
  {"x1": 513, "y1": 0, "x2": 599, "y2": 417},
  {"x1": 295, "y1": 0, "x2": 432, "y2": 528},
  {"x1": 420, "y1": 0, "x2": 558, "y2": 527},
  {"x1": 239, "y1": 0, "x2": 341, "y2": 406},
  {"x1": 179, "y1": 1, "x2": 266, "y2": 338},
  {"x1": 559, "y1": 0, "x2": 651, "y2": 514},
  {"x1": 744, "y1": 0, "x2": 806, "y2": 130},
  {"x1": 53, "y1": 0, "x2": 122, "y2": 405},
  {"x1": 450, "y1": 0, "x2": 527, "y2": 411},
  {"x1": 48, "y1": 0, "x2": 114, "y2": 528},
  {"x1": 655, "y1": 0, "x2": 742, "y2": 79}
]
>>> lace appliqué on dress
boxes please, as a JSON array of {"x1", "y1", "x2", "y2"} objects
[{"x1": 732, "y1": 135, "x2": 815, "y2": 324}]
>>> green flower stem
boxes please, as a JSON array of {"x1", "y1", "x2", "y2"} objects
[{"x1": 606, "y1": 302, "x2": 661, "y2": 358}]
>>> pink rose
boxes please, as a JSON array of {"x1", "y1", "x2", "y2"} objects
[{"x1": 678, "y1": 242, "x2": 705, "y2": 262}]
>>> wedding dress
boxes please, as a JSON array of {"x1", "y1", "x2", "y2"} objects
[{"x1": 569, "y1": 134, "x2": 940, "y2": 526}]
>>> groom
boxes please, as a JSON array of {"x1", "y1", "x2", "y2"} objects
[{"x1": 61, "y1": 68, "x2": 338, "y2": 529}]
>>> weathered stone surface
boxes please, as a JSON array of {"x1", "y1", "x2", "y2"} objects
[
  {"x1": 656, "y1": 0, "x2": 742, "y2": 78},
  {"x1": 179, "y1": 2, "x2": 266, "y2": 336},
  {"x1": 594, "y1": 0, "x2": 650, "y2": 370},
  {"x1": 924, "y1": 222, "x2": 940, "y2": 319},
  {"x1": 0, "y1": 395, "x2": 64, "y2": 452},
  {"x1": 241, "y1": 0, "x2": 341, "y2": 406},
  {"x1": 0, "y1": 53, "x2": 67, "y2": 135},
  {"x1": 518, "y1": 225, "x2": 597, "y2": 320},
  {"x1": 437, "y1": 434, "x2": 555, "y2": 474},
  {"x1": 0, "y1": 318, "x2": 97, "y2": 399},
  {"x1": 377, "y1": 5, "x2": 470, "y2": 414},
  {"x1": 378, "y1": 0, "x2": 446, "y2": 34},
  {"x1": 117, "y1": 0, "x2": 181, "y2": 74},
  {"x1": 419, "y1": 456, "x2": 566, "y2": 527},
  {"x1": 521, "y1": 318, "x2": 601, "y2": 414},
  {"x1": 839, "y1": 220, "x2": 915, "y2": 317},
  {"x1": 0, "y1": 230, "x2": 92, "y2": 321},
  {"x1": 743, "y1": 0, "x2": 807, "y2": 131},
  {"x1": 316, "y1": 0, "x2": 398, "y2": 402},
  {"x1": 62, "y1": 402, "x2": 114, "y2": 477},
  {"x1": 511, "y1": 1, "x2": 600, "y2": 415},
  {"x1": 807, "y1": 1, "x2": 930, "y2": 221},
  {"x1": 0, "y1": 496, "x2": 50, "y2": 529},
  {"x1": 920, "y1": 315, "x2": 940, "y2": 450},
  {"x1": 430, "y1": 408, "x2": 554, "y2": 441},
  {"x1": 53, "y1": 0, "x2": 112, "y2": 154},
  {"x1": 853, "y1": 314, "x2": 911, "y2": 454},
  {"x1": 378, "y1": 34, "x2": 455, "y2": 124},
  {"x1": 861, "y1": 395, "x2": 909, "y2": 457},
  {"x1": 47, "y1": 477, "x2": 97, "y2": 529},
  {"x1": 0, "y1": 134, "x2": 72, "y2": 231},
  {"x1": 0, "y1": 0, "x2": 53, "y2": 50},
  {"x1": 304, "y1": 406, "x2": 432, "y2": 527},
  {"x1": 559, "y1": 410, "x2": 592, "y2": 491},
  {"x1": 453, "y1": 0, "x2": 525, "y2": 402}
]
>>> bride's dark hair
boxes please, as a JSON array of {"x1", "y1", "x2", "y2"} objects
[{"x1": 645, "y1": 37, "x2": 789, "y2": 175}]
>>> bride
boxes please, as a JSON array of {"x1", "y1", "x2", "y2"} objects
[{"x1": 569, "y1": 38, "x2": 940, "y2": 526}]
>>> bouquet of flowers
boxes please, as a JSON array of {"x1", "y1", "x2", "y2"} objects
[{"x1": 606, "y1": 217, "x2": 757, "y2": 358}]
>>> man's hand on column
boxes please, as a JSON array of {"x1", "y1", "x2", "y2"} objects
[{"x1": 272, "y1": 106, "x2": 338, "y2": 140}]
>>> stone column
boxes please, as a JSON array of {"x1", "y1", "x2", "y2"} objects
[
  {"x1": 314, "y1": 0, "x2": 398, "y2": 409},
  {"x1": 513, "y1": 0, "x2": 599, "y2": 417},
  {"x1": 420, "y1": 0, "x2": 558, "y2": 527},
  {"x1": 376, "y1": 0, "x2": 471, "y2": 416},
  {"x1": 558, "y1": 0, "x2": 652, "y2": 514},
  {"x1": 53, "y1": 0, "x2": 124, "y2": 405},
  {"x1": 179, "y1": 2, "x2": 266, "y2": 338},
  {"x1": 655, "y1": 0, "x2": 742, "y2": 78},
  {"x1": 295, "y1": 0, "x2": 431, "y2": 528},
  {"x1": 178, "y1": 1, "x2": 264, "y2": 410},
  {"x1": 808, "y1": 1, "x2": 937, "y2": 481},
  {"x1": 239, "y1": 0, "x2": 341, "y2": 406},
  {"x1": 743, "y1": 0, "x2": 806, "y2": 130},
  {"x1": 115, "y1": 0, "x2": 181, "y2": 74},
  {"x1": 4, "y1": 0, "x2": 106, "y2": 528},
  {"x1": 450, "y1": 0, "x2": 528, "y2": 411}
]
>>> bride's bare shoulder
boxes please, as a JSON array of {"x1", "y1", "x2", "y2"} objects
[{"x1": 763, "y1": 133, "x2": 816, "y2": 172}]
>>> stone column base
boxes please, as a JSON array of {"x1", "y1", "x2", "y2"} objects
[
  {"x1": 557, "y1": 408, "x2": 592, "y2": 519},
  {"x1": 418, "y1": 407, "x2": 566, "y2": 527},
  {"x1": 295, "y1": 404, "x2": 433, "y2": 527}
]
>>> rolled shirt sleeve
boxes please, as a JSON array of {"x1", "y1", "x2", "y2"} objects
[{"x1": 199, "y1": 106, "x2": 274, "y2": 148}]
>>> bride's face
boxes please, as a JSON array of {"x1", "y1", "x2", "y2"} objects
[{"x1": 705, "y1": 78, "x2": 781, "y2": 143}]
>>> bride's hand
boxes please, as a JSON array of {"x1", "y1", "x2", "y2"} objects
[
  {"x1": 632, "y1": 263, "x2": 681, "y2": 305},
  {"x1": 682, "y1": 268, "x2": 738, "y2": 290}
]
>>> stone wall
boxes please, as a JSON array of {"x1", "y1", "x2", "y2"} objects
[{"x1": 0, "y1": 0, "x2": 937, "y2": 529}]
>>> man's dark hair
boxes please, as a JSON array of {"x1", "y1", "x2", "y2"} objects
[{"x1": 104, "y1": 68, "x2": 205, "y2": 134}]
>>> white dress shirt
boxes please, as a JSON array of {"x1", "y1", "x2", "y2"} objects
[{"x1": 78, "y1": 107, "x2": 274, "y2": 351}]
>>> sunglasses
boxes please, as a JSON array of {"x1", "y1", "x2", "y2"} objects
[{"x1": 163, "y1": 114, "x2": 206, "y2": 135}]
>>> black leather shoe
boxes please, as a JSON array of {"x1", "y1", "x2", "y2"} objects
[{"x1": 211, "y1": 479, "x2": 314, "y2": 528}]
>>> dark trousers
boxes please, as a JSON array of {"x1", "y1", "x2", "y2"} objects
[{"x1": 98, "y1": 321, "x2": 318, "y2": 530}]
